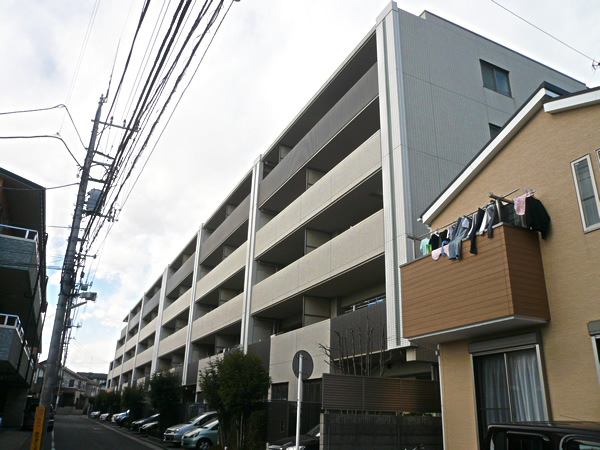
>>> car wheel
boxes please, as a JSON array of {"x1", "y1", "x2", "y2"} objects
[{"x1": 196, "y1": 438, "x2": 212, "y2": 450}]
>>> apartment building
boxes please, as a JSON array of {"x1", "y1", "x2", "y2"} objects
[
  {"x1": 405, "y1": 84, "x2": 600, "y2": 448},
  {"x1": 0, "y1": 167, "x2": 47, "y2": 426},
  {"x1": 107, "y1": 1, "x2": 586, "y2": 415}
]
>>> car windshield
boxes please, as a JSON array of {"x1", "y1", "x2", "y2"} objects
[
  {"x1": 204, "y1": 419, "x2": 218, "y2": 429},
  {"x1": 306, "y1": 425, "x2": 320, "y2": 437}
]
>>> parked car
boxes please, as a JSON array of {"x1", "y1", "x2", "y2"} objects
[
  {"x1": 485, "y1": 421, "x2": 600, "y2": 449},
  {"x1": 267, "y1": 424, "x2": 320, "y2": 450},
  {"x1": 131, "y1": 413, "x2": 159, "y2": 432},
  {"x1": 99, "y1": 413, "x2": 111, "y2": 421},
  {"x1": 140, "y1": 420, "x2": 159, "y2": 435},
  {"x1": 112, "y1": 410, "x2": 129, "y2": 425},
  {"x1": 22, "y1": 401, "x2": 54, "y2": 432},
  {"x1": 89, "y1": 411, "x2": 101, "y2": 419},
  {"x1": 181, "y1": 419, "x2": 219, "y2": 450},
  {"x1": 164, "y1": 411, "x2": 218, "y2": 445}
]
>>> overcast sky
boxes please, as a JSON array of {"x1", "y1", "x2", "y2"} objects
[{"x1": 1, "y1": 0, "x2": 598, "y2": 375}]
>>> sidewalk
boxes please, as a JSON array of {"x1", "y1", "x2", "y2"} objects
[{"x1": 0, "y1": 426, "x2": 52, "y2": 450}]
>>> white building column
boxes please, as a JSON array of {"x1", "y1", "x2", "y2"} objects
[
  {"x1": 376, "y1": 2, "x2": 413, "y2": 349},
  {"x1": 130, "y1": 296, "x2": 146, "y2": 384},
  {"x1": 182, "y1": 226, "x2": 204, "y2": 385},
  {"x1": 240, "y1": 156, "x2": 263, "y2": 352},
  {"x1": 150, "y1": 266, "x2": 170, "y2": 374}
]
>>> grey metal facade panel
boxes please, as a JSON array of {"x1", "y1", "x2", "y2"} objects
[
  {"x1": 199, "y1": 194, "x2": 250, "y2": 264},
  {"x1": 330, "y1": 300, "x2": 387, "y2": 360},
  {"x1": 165, "y1": 252, "x2": 195, "y2": 296},
  {"x1": 248, "y1": 338, "x2": 270, "y2": 371},
  {"x1": 322, "y1": 373, "x2": 441, "y2": 413},
  {"x1": 185, "y1": 359, "x2": 199, "y2": 387},
  {"x1": 258, "y1": 63, "x2": 379, "y2": 207},
  {"x1": 142, "y1": 290, "x2": 161, "y2": 319}
]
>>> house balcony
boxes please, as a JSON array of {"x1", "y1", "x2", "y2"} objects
[
  {"x1": 400, "y1": 225, "x2": 550, "y2": 344},
  {"x1": 0, "y1": 226, "x2": 42, "y2": 344},
  {"x1": 0, "y1": 313, "x2": 34, "y2": 386}
]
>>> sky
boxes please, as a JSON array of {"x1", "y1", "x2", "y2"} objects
[{"x1": 1, "y1": 0, "x2": 598, "y2": 375}]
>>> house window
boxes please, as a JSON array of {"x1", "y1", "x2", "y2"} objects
[
  {"x1": 489, "y1": 123, "x2": 502, "y2": 140},
  {"x1": 481, "y1": 61, "x2": 511, "y2": 96},
  {"x1": 271, "y1": 382, "x2": 288, "y2": 401},
  {"x1": 571, "y1": 155, "x2": 600, "y2": 232},
  {"x1": 69, "y1": 379, "x2": 75, "y2": 387},
  {"x1": 470, "y1": 334, "x2": 548, "y2": 447}
]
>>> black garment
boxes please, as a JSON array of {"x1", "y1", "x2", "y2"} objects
[
  {"x1": 525, "y1": 196, "x2": 551, "y2": 239},
  {"x1": 430, "y1": 233, "x2": 440, "y2": 250},
  {"x1": 487, "y1": 204, "x2": 500, "y2": 238},
  {"x1": 439, "y1": 229, "x2": 448, "y2": 243},
  {"x1": 500, "y1": 203, "x2": 519, "y2": 226},
  {"x1": 469, "y1": 208, "x2": 485, "y2": 255}
]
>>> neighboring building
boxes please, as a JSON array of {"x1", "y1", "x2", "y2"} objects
[
  {"x1": 33, "y1": 362, "x2": 102, "y2": 410},
  {"x1": 107, "y1": 0, "x2": 586, "y2": 427},
  {"x1": 77, "y1": 371, "x2": 108, "y2": 391},
  {"x1": 0, "y1": 167, "x2": 47, "y2": 426},
  {"x1": 407, "y1": 84, "x2": 600, "y2": 448}
]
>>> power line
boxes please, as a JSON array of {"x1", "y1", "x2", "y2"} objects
[
  {"x1": 61, "y1": 0, "x2": 101, "y2": 120},
  {"x1": 491, "y1": 0, "x2": 599, "y2": 67},
  {"x1": 0, "y1": 104, "x2": 88, "y2": 149},
  {"x1": 0, "y1": 182, "x2": 79, "y2": 191},
  {"x1": 0, "y1": 134, "x2": 82, "y2": 168}
]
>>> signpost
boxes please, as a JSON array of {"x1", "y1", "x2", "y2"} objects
[
  {"x1": 30, "y1": 406, "x2": 45, "y2": 450},
  {"x1": 292, "y1": 350, "x2": 313, "y2": 450}
]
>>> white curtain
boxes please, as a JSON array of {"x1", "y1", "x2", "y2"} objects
[{"x1": 506, "y1": 349, "x2": 546, "y2": 421}]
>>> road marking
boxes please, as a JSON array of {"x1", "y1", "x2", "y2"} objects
[{"x1": 94, "y1": 419, "x2": 165, "y2": 449}]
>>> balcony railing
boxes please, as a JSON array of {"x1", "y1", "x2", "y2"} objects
[
  {"x1": 0, "y1": 225, "x2": 40, "y2": 298},
  {"x1": 0, "y1": 313, "x2": 34, "y2": 384},
  {"x1": 400, "y1": 224, "x2": 550, "y2": 344}
]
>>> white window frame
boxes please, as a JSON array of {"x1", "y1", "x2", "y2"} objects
[
  {"x1": 592, "y1": 335, "x2": 600, "y2": 387},
  {"x1": 469, "y1": 334, "x2": 549, "y2": 449},
  {"x1": 589, "y1": 320, "x2": 600, "y2": 387},
  {"x1": 571, "y1": 154, "x2": 600, "y2": 233}
]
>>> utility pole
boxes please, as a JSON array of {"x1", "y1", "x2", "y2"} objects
[{"x1": 40, "y1": 94, "x2": 105, "y2": 433}]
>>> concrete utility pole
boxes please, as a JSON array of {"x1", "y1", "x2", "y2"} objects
[{"x1": 40, "y1": 95, "x2": 105, "y2": 431}]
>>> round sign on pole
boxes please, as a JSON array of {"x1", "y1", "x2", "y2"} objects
[{"x1": 292, "y1": 350, "x2": 313, "y2": 380}]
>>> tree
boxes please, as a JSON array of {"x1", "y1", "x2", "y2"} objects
[
  {"x1": 198, "y1": 350, "x2": 271, "y2": 449},
  {"x1": 121, "y1": 384, "x2": 146, "y2": 425},
  {"x1": 148, "y1": 370, "x2": 183, "y2": 434}
]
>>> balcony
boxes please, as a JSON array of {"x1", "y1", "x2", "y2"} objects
[
  {"x1": 0, "y1": 225, "x2": 39, "y2": 291},
  {"x1": 0, "y1": 226, "x2": 42, "y2": 345},
  {"x1": 401, "y1": 225, "x2": 550, "y2": 344},
  {"x1": 0, "y1": 313, "x2": 34, "y2": 386}
]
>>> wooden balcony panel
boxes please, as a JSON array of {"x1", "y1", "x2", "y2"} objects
[{"x1": 401, "y1": 225, "x2": 549, "y2": 344}]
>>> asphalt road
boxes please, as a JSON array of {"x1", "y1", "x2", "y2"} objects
[{"x1": 52, "y1": 415, "x2": 171, "y2": 450}]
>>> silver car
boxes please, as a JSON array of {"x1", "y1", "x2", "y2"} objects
[{"x1": 163, "y1": 411, "x2": 217, "y2": 446}]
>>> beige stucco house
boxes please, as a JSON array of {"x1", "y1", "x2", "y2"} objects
[{"x1": 404, "y1": 84, "x2": 600, "y2": 448}]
